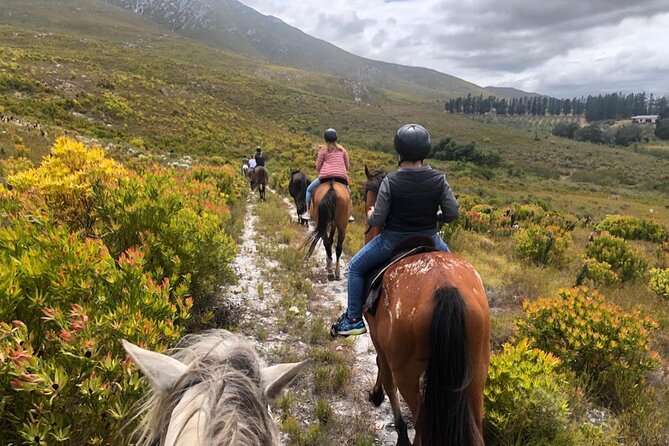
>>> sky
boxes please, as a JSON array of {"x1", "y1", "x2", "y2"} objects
[{"x1": 238, "y1": 0, "x2": 669, "y2": 98}]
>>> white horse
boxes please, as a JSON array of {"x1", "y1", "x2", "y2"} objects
[{"x1": 122, "y1": 330, "x2": 307, "y2": 446}]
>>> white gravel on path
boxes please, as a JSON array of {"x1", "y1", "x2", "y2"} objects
[{"x1": 221, "y1": 191, "x2": 406, "y2": 445}]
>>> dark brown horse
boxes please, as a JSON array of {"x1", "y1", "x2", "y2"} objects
[
  {"x1": 251, "y1": 166, "x2": 269, "y2": 201},
  {"x1": 288, "y1": 169, "x2": 310, "y2": 225},
  {"x1": 363, "y1": 166, "x2": 490, "y2": 446},
  {"x1": 304, "y1": 179, "x2": 350, "y2": 280}
]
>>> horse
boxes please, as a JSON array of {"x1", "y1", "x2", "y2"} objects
[
  {"x1": 288, "y1": 168, "x2": 310, "y2": 225},
  {"x1": 250, "y1": 166, "x2": 269, "y2": 201},
  {"x1": 241, "y1": 163, "x2": 249, "y2": 179},
  {"x1": 303, "y1": 179, "x2": 350, "y2": 280},
  {"x1": 362, "y1": 166, "x2": 490, "y2": 446},
  {"x1": 122, "y1": 330, "x2": 308, "y2": 446}
]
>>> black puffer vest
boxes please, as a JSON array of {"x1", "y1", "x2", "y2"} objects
[{"x1": 384, "y1": 168, "x2": 445, "y2": 232}]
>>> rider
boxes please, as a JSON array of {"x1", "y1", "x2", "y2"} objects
[
  {"x1": 254, "y1": 147, "x2": 266, "y2": 167},
  {"x1": 301, "y1": 128, "x2": 354, "y2": 222},
  {"x1": 332, "y1": 123, "x2": 459, "y2": 336},
  {"x1": 248, "y1": 155, "x2": 257, "y2": 171}
]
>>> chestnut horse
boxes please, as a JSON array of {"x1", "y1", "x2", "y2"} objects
[
  {"x1": 304, "y1": 179, "x2": 350, "y2": 280},
  {"x1": 363, "y1": 166, "x2": 490, "y2": 446},
  {"x1": 250, "y1": 166, "x2": 268, "y2": 201}
]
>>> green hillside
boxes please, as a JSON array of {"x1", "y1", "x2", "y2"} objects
[{"x1": 0, "y1": 0, "x2": 667, "y2": 214}]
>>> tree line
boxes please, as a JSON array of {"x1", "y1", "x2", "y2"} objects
[{"x1": 445, "y1": 92, "x2": 669, "y2": 122}]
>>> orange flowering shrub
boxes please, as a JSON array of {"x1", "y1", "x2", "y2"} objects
[{"x1": 518, "y1": 287, "x2": 659, "y2": 403}]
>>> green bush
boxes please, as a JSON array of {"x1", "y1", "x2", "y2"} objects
[
  {"x1": 585, "y1": 232, "x2": 647, "y2": 281},
  {"x1": 552, "y1": 121, "x2": 579, "y2": 139},
  {"x1": 517, "y1": 287, "x2": 659, "y2": 404},
  {"x1": 596, "y1": 215, "x2": 667, "y2": 243},
  {"x1": 485, "y1": 339, "x2": 571, "y2": 445},
  {"x1": 574, "y1": 125, "x2": 604, "y2": 144},
  {"x1": 650, "y1": 268, "x2": 669, "y2": 300},
  {"x1": 0, "y1": 217, "x2": 191, "y2": 445},
  {"x1": 513, "y1": 224, "x2": 572, "y2": 267},
  {"x1": 576, "y1": 258, "x2": 620, "y2": 287}
]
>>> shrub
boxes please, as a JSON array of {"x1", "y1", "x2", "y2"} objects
[
  {"x1": 614, "y1": 125, "x2": 643, "y2": 146},
  {"x1": 513, "y1": 224, "x2": 572, "y2": 267},
  {"x1": 576, "y1": 258, "x2": 620, "y2": 287},
  {"x1": 517, "y1": 287, "x2": 659, "y2": 404},
  {"x1": 552, "y1": 121, "x2": 579, "y2": 139},
  {"x1": 585, "y1": 232, "x2": 647, "y2": 281},
  {"x1": 0, "y1": 216, "x2": 191, "y2": 445},
  {"x1": 650, "y1": 268, "x2": 669, "y2": 300},
  {"x1": 0, "y1": 156, "x2": 33, "y2": 180},
  {"x1": 574, "y1": 125, "x2": 604, "y2": 144},
  {"x1": 485, "y1": 339, "x2": 571, "y2": 445},
  {"x1": 596, "y1": 215, "x2": 667, "y2": 243},
  {"x1": 430, "y1": 137, "x2": 501, "y2": 167},
  {"x1": 655, "y1": 119, "x2": 669, "y2": 140},
  {"x1": 7, "y1": 136, "x2": 126, "y2": 231}
]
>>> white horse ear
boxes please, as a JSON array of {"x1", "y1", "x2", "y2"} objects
[
  {"x1": 261, "y1": 361, "x2": 309, "y2": 402},
  {"x1": 122, "y1": 339, "x2": 189, "y2": 391}
]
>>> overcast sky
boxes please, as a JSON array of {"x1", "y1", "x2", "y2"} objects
[{"x1": 238, "y1": 0, "x2": 669, "y2": 98}]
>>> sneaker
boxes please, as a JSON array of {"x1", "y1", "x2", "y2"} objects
[
  {"x1": 348, "y1": 215, "x2": 355, "y2": 222},
  {"x1": 332, "y1": 313, "x2": 367, "y2": 337},
  {"x1": 301, "y1": 211, "x2": 311, "y2": 220}
]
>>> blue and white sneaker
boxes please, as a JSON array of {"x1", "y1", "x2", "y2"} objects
[{"x1": 331, "y1": 313, "x2": 367, "y2": 337}]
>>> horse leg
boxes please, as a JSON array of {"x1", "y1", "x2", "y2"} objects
[
  {"x1": 323, "y1": 229, "x2": 334, "y2": 280},
  {"x1": 334, "y1": 228, "x2": 344, "y2": 280},
  {"x1": 368, "y1": 355, "x2": 385, "y2": 406},
  {"x1": 378, "y1": 351, "x2": 410, "y2": 446}
]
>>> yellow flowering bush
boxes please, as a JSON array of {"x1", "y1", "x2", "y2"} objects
[
  {"x1": 7, "y1": 137, "x2": 126, "y2": 231},
  {"x1": 518, "y1": 287, "x2": 659, "y2": 404},
  {"x1": 485, "y1": 339, "x2": 572, "y2": 445},
  {"x1": 650, "y1": 268, "x2": 669, "y2": 300},
  {"x1": 0, "y1": 156, "x2": 33, "y2": 179},
  {"x1": 576, "y1": 257, "x2": 620, "y2": 287}
]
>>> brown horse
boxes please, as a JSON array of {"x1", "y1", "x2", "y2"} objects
[
  {"x1": 304, "y1": 179, "x2": 350, "y2": 280},
  {"x1": 250, "y1": 166, "x2": 269, "y2": 201},
  {"x1": 363, "y1": 166, "x2": 490, "y2": 446}
]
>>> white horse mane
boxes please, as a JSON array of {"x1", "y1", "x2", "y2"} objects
[{"x1": 124, "y1": 330, "x2": 306, "y2": 446}]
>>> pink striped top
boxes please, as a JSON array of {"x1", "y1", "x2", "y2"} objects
[{"x1": 316, "y1": 145, "x2": 349, "y2": 181}]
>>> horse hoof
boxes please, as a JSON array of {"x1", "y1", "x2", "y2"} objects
[
  {"x1": 368, "y1": 388, "x2": 385, "y2": 407},
  {"x1": 327, "y1": 274, "x2": 335, "y2": 281}
]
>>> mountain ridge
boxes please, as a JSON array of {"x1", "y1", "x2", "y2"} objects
[{"x1": 100, "y1": 0, "x2": 533, "y2": 101}]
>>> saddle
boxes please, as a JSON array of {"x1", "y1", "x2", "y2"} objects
[{"x1": 363, "y1": 235, "x2": 437, "y2": 316}]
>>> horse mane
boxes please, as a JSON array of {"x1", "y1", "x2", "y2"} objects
[
  {"x1": 131, "y1": 330, "x2": 278, "y2": 446},
  {"x1": 365, "y1": 169, "x2": 387, "y2": 194}
]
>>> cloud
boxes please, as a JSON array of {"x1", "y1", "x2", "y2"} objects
[{"x1": 238, "y1": 0, "x2": 669, "y2": 96}]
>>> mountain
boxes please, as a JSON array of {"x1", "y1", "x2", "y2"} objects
[
  {"x1": 101, "y1": 0, "x2": 521, "y2": 101},
  {"x1": 485, "y1": 86, "x2": 542, "y2": 99}
]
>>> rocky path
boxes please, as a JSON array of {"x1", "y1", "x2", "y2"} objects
[{"x1": 221, "y1": 191, "x2": 407, "y2": 444}]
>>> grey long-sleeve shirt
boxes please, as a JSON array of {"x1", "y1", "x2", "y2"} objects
[{"x1": 367, "y1": 166, "x2": 458, "y2": 228}]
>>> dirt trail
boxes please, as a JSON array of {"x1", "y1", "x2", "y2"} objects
[{"x1": 222, "y1": 192, "x2": 406, "y2": 444}]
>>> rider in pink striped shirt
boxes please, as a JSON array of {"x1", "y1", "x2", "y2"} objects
[{"x1": 301, "y1": 128, "x2": 354, "y2": 222}]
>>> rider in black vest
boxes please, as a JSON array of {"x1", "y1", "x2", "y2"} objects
[
  {"x1": 255, "y1": 147, "x2": 266, "y2": 167},
  {"x1": 332, "y1": 123, "x2": 458, "y2": 336}
]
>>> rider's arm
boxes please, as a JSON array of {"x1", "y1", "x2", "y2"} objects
[
  {"x1": 368, "y1": 177, "x2": 391, "y2": 227},
  {"x1": 343, "y1": 149, "x2": 350, "y2": 171},
  {"x1": 440, "y1": 178, "x2": 459, "y2": 223},
  {"x1": 315, "y1": 148, "x2": 325, "y2": 172}
]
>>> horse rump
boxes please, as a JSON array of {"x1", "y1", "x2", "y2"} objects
[
  {"x1": 419, "y1": 286, "x2": 479, "y2": 446},
  {"x1": 303, "y1": 185, "x2": 336, "y2": 260}
]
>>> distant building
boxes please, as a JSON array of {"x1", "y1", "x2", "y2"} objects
[{"x1": 631, "y1": 115, "x2": 659, "y2": 124}]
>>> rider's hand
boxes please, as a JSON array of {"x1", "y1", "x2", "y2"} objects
[{"x1": 367, "y1": 206, "x2": 375, "y2": 219}]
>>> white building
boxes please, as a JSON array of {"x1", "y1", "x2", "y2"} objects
[{"x1": 631, "y1": 115, "x2": 659, "y2": 124}]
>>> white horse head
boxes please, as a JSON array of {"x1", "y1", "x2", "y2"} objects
[{"x1": 123, "y1": 330, "x2": 307, "y2": 446}]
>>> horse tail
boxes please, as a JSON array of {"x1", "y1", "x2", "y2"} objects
[
  {"x1": 304, "y1": 183, "x2": 336, "y2": 260},
  {"x1": 420, "y1": 286, "x2": 475, "y2": 446}
]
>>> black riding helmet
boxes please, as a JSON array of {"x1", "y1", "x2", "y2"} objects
[
  {"x1": 324, "y1": 128, "x2": 337, "y2": 142},
  {"x1": 394, "y1": 124, "x2": 431, "y2": 161}
]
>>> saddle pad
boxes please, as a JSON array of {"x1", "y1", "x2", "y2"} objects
[{"x1": 363, "y1": 244, "x2": 437, "y2": 316}]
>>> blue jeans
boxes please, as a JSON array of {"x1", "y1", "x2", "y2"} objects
[
  {"x1": 305, "y1": 178, "x2": 321, "y2": 209},
  {"x1": 347, "y1": 230, "x2": 450, "y2": 319}
]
